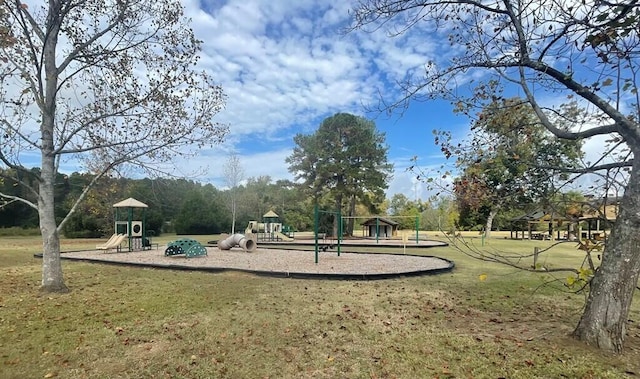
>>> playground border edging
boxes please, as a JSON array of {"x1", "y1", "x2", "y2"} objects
[{"x1": 34, "y1": 251, "x2": 455, "y2": 281}]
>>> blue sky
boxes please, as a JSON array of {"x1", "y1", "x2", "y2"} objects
[
  {"x1": 23, "y1": 0, "x2": 613, "y2": 201},
  {"x1": 175, "y1": 0, "x2": 474, "y2": 200}
]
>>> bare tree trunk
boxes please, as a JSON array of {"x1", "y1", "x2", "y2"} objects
[
  {"x1": 573, "y1": 160, "x2": 640, "y2": 353},
  {"x1": 333, "y1": 194, "x2": 343, "y2": 238},
  {"x1": 39, "y1": 158, "x2": 68, "y2": 293},
  {"x1": 484, "y1": 207, "x2": 498, "y2": 238},
  {"x1": 231, "y1": 196, "x2": 236, "y2": 234},
  {"x1": 39, "y1": 5, "x2": 67, "y2": 293},
  {"x1": 347, "y1": 194, "x2": 356, "y2": 236}
]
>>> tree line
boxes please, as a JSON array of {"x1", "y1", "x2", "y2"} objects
[
  {"x1": 0, "y1": 167, "x2": 464, "y2": 237},
  {"x1": 0, "y1": 170, "x2": 310, "y2": 237}
]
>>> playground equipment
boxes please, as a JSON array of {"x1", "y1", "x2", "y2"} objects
[
  {"x1": 164, "y1": 238, "x2": 208, "y2": 258},
  {"x1": 245, "y1": 210, "x2": 295, "y2": 241},
  {"x1": 314, "y1": 204, "x2": 342, "y2": 264},
  {"x1": 218, "y1": 233, "x2": 257, "y2": 252},
  {"x1": 96, "y1": 233, "x2": 127, "y2": 252},
  {"x1": 113, "y1": 197, "x2": 149, "y2": 251},
  {"x1": 96, "y1": 233, "x2": 121, "y2": 249},
  {"x1": 246, "y1": 220, "x2": 285, "y2": 235}
]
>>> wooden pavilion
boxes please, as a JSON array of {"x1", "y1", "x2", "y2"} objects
[
  {"x1": 361, "y1": 217, "x2": 400, "y2": 238},
  {"x1": 510, "y1": 209, "x2": 569, "y2": 240},
  {"x1": 510, "y1": 197, "x2": 620, "y2": 241},
  {"x1": 578, "y1": 198, "x2": 619, "y2": 240}
]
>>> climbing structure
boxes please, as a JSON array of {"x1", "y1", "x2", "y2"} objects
[{"x1": 164, "y1": 238, "x2": 208, "y2": 258}]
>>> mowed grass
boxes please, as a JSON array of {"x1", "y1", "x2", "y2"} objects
[{"x1": 0, "y1": 234, "x2": 639, "y2": 378}]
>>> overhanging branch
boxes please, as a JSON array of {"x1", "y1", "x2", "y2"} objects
[
  {"x1": 0, "y1": 191, "x2": 37, "y2": 210},
  {"x1": 538, "y1": 159, "x2": 633, "y2": 173}
]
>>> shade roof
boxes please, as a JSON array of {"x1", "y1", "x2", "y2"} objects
[
  {"x1": 113, "y1": 197, "x2": 148, "y2": 208},
  {"x1": 361, "y1": 217, "x2": 400, "y2": 226},
  {"x1": 510, "y1": 209, "x2": 568, "y2": 222},
  {"x1": 263, "y1": 210, "x2": 279, "y2": 218},
  {"x1": 579, "y1": 202, "x2": 618, "y2": 221}
]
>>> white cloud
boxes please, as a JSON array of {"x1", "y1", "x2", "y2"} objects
[
  {"x1": 181, "y1": 0, "x2": 437, "y2": 142},
  {"x1": 2, "y1": 0, "x2": 472, "y2": 202},
  {"x1": 171, "y1": 1, "x2": 458, "y2": 202}
]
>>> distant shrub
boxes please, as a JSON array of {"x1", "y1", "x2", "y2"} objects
[
  {"x1": 63, "y1": 230, "x2": 103, "y2": 238},
  {"x1": 0, "y1": 227, "x2": 41, "y2": 237}
]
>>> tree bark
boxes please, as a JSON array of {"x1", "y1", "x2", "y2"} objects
[
  {"x1": 572, "y1": 159, "x2": 640, "y2": 353},
  {"x1": 39, "y1": 161, "x2": 68, "y2": 293},
  {"x1": 484, "y1": 207, "x2": 498, "y2": 238},
  {"x1": 39, "y1": 2, "x2": 68, "y2": 293},
  {"x1": 230, "y1": 195, "x2": 236, "y2": 234},
  {"x1": 347, "y1": 194, "x2": 356, "y2": 236},
  {"x1": 333, "y1": 193, "x2": 343, "y2": 238}
]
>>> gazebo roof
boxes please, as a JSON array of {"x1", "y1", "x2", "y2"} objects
[
  {"x1": 113, "y1": 197, "x2": 148, "y2": 208},
  {"x1": 361, "y1": 217, "x2": 400, "y2": 226}
]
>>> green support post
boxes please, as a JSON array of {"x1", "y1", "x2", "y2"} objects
[
  {"x1": 314, "y1": 203, "x2": 319, "y2": 264},
  {"x1": 415, "y1": 216, "x2": 419, "y2": 244},
  {"x1": 142, "y1": 209, "x2": 147, "y2": 248},
  {"x1": 127, "y1": 207, "x2": 132, "y2": 252},
  {"x1": 337, "y1": 211, "x2": 342, "y2": 257},
  {"x1": 376, "y1": 217, "x2": 379, "y2": 244}
]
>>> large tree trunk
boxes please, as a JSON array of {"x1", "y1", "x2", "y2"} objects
[
  {"x1": 39, "y1": 159, "x2": 68, "y2": 293},
  {"x1": 39, "y1": 5, "x2": 67, "y2": 293},
  {"x1": 347, "y1": 194, "x2": 356, "y2": 236},
  {"x1": 333, "y1": 193, "x2": 343, "y2": 238},
  {"x1": 572, "y1": 160, "x2": 640, "y2": 353},
  {"x1": 484, "y1": 207, "x2": 498, "y2": 238}
]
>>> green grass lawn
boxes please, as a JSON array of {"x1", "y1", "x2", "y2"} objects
[{"x1": 0, "y1": 234, "x2": 638, "y2": 378}]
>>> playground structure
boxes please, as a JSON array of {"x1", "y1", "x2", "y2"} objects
[
  {"x1": 218, "y1": 233, "x2": 257, "y2": 252},
  {"x1": 311, "y1": 207, "x2": 424, "y2": 264},
  {"x1": 313, "y1": 205, "x2": 342, "y2": 264},
  {"x1": 67, "y1": 205, "x2": 452, "y2": 276},
  {"x1": 245, "y1": 220, "x2": 281, "y2": 234},
  {"x1": 164, "y1": 238, "x2": 208, "y2": 258},
  {"x1": 101, "y1": 197, "x2": 152, "y2": 252},
  {"x1": 245, "y1": 210, "x2": 294, "y2": 241},
  {"x1": 96, "y1": 233, "x2": 128, "y2": 252}
]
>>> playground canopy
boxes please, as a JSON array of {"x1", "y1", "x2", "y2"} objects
[
  {"x1": 263, "y1": 210, "x2": 278, "y2": 218},
  {"x1": 113, "y1": 197, "x2": 148, "y2": 208}
]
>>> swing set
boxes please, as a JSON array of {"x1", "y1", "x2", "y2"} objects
[
  {"x1": 312, "y1": 204, "x2": 422, "y2": 264},
  {"x1": 313, "y1": 204, "x2": 342, "y2": 264}
]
